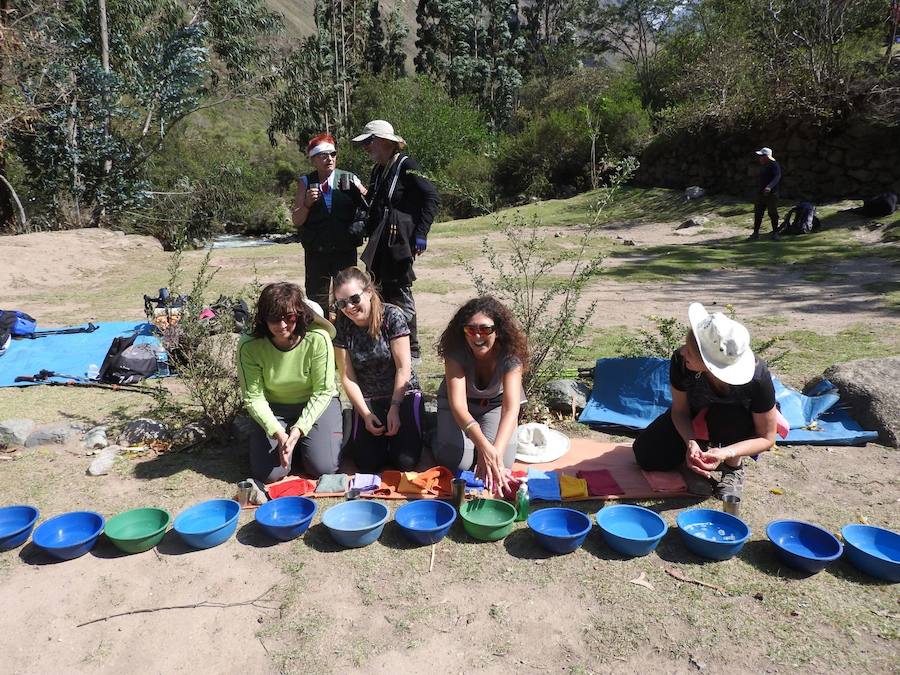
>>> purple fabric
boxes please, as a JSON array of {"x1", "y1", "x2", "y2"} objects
[
  {"x1": 412, "y1": 391, "x2": 422, "y2": 433},
  {"x1": 350, "y1": 473, "x2": 380, "y2": 492}
]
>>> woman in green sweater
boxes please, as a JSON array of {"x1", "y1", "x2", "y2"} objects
[{"x1": 237, "y1": 282, "x2": 342, "y2": 483}]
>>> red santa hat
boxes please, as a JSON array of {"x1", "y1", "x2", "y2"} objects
[{"x1": 307, "y1": 132, "x2": 336, "y2": 158}]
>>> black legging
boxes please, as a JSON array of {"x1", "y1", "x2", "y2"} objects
[
  {"x1": 633, "y1": 405, "x2": 756, "y2": 472},
  {"x1": 344, "y1": 392, "x2": 424, "y2": 472},
  {"x1": 753, "y1": 190, "x2": 779, "y2": 234}
]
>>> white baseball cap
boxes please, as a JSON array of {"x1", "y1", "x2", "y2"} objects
[
  {"x1": 688, "y1": 303, "x2": 756, "y2": 385},
  {"x1": 755, "y1": 147, "x2": 774, "y2": 159}
]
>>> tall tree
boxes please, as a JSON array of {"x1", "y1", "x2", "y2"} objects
[
  {"x1": 385, "y1": 3, "x2": 410, "y2": 78},
  {"x1": 521, "y1": 0, "x2": 583, "y2": 77},
  {"x1": 364, "y1": 0, "x2": 387, "y2": 75}
]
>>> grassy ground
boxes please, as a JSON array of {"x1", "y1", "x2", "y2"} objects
[{"x1": 2, "y1": 185, "x2": 899, "y2": 672}]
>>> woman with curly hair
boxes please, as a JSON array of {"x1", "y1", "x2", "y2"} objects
[
  {"x1": 237, "y1": 282, "x2": 342, "y2": 483},
  {"x1": 434, "y1": 296, "x2": 528, "y2": 493}
]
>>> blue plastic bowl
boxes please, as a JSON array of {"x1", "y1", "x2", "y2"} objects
[
  {"x1": 173, "y1": 499, "x2": 240, "y2": 549},
  {"x1": 0, "y1": 505, "x2": 40, "y2": 552},
  {"x1": 31, "y1": 511, "x2": 105, "y2": 560},
  {"x1": 527, "y1": 508, "x2": 593, "y2": 554},
  {"x1": 255, "y1": 496, "x2": 318, "y2": 542},
  {"x1": 841, "y1": 524, "x2": 900, "y2": 582},
  {"x1": 322, "y1": 500, "x2": 389, "y2": 548},
  {"x1": 596, "y1": 504, "x2": 667, "y2": 557},
  {"x1": 767, "y1": 519, "x2": 843, "y2": 574},
  {"x1": 394, "y1": 500, "x2": 457, "y2": 546},
  {"x1": 676, "y1": 508, "x2": 751, "y2": 561}
]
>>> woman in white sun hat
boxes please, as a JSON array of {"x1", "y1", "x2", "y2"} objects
[{"x1": 632, "y1": 303, "x2": 778, "y2": 499}]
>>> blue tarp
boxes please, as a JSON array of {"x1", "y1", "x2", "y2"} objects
[
  {"x1": 0, "y1": 321, "x2": 160, "y2": 387},
  {"x1": 579, "y1": 357, "x2": 879, "y2": 446}
]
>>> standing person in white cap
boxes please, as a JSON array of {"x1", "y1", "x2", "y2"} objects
[
  {"x1": 632, "y1": 303, "x2": 778, "y2": 500},
  {"x1": 291, "y1": 132, "x2": 367, "y2": 312},
  {"x1": 353, "y1": 119, "x2": 439, "y2": 360},
  {"x1": 749, "y1": 146, "x2": 782, "y2": 241}
]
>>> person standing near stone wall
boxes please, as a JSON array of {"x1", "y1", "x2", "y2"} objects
[{"x1": 749, "y1": 146, "x2": 782, "y2": 241}]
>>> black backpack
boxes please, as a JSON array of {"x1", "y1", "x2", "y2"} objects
[
  {"x1": 98, "y1": 335, "x2": 158, "y2": 384},
  {"x1": 780, "y1": 202, "x2": 820, "y2": 235}
]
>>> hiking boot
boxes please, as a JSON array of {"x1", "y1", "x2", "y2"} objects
[
  {"x1": 770, "y1": 230, "x2": 781, "y2": 241},
  {"x1": 715, "y1": 463, "x2": 745, "y2": 500},
  {"x1": 679, "y1": 466, "x2": 715, "y2": 497},
  {"x1": 746, "y1": 232, "x2": 760, "y2": 242}
]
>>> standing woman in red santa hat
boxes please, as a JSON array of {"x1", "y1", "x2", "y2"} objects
[{"x1": 291, "y1": 132, "x2": 368, "y2": 313}]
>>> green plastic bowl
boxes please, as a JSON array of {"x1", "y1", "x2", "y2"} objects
[
  {"x1": 104, "y1": 507, "x2": 171, "y2": 554},
  {"x1": 460, "y1": 499, "x2": 517, "y2": 542}
]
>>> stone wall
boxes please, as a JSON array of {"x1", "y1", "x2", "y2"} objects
[{"x1": 636, "y1": 119, "x2": 900, "y2": 201}]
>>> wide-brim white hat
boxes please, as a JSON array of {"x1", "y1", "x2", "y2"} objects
[
  {"x1": 304, "y1": 298, "x2": 336, "y2": 339},
  {"x1": 352, "y1": 119, "x2": 406, "y2": 146},
  {"x1": 515, "y1": 423, "x2": 571, "y2": 464},
  {"x1": 688, "y1": 302, "x2": 755, "y2": 385}
]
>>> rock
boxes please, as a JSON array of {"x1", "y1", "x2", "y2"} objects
[
  {"x1": 0, "y1": 418, "x2": 35, "y2": 448},
  {"x1": 684, "y1": 186, "x2": 706, "y2": 200},
  {"x1": 823, "y1": 357, "x2": 900, "y2": 448},
  {"x1": 82, "y1": 426, "x2": 109, "y2": 449},
  {"x1": 556, "y1": 184, "x2": 577, "y2": 198},
  {"x1": 623, "y1": 239, "x2": 635, "y2": 246},
  {"x1": 674, "y1": 226, "x2": 703, "y2": 237},
  {"x1": 25, "y1": 423, "x2": 79, "y2": 447},
  {"x1": 87, "y1": 447, "x2": 118, "y2": 476},
  {"x1": 544, "y1": 379, "x2": 592, "y2": 413},
  {"x1": 231, "y1": 414, "x2": 256, "y2": 443},
  {"x1": 528, "y1": 196, "x2": 540, "y2": 204},
  {"x1": 172, "y1": 423, "x2": 207, "y2": 449},
  {"x1": 677, "y1": 216, "x2": 709, "y2": 229},
  {"x1": 118, "y1": 418, "x2": 171, "y2": 446}
]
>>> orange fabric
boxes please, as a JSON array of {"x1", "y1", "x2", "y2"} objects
[
  {"x1": 399, "y1": 471, "x2": 427, "y2": 495},
  {"x1": 410, "y1": 466, "x2": 454, "y2": 496},
  {"x1": 374, "y1": 470, "x2": 403, "y2": 497}
]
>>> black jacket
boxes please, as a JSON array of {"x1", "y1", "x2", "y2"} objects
[{"x1": 363, "y1": 154, "x2": 439, "y2": 285}]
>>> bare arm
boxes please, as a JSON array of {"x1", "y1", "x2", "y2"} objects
[
  {"x1": 492, "y1": 366, "x2": 523, "y2": 455},
  {"x1": 335, "y1": 347, "x2": 369, "y2": 418},
  {"x1": 291, "y1": 178, "x2": 309, "y2": 228}
]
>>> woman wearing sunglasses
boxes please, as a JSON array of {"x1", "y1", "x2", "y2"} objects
[
  {"x1": 292, "y1": 132, "x2": 367, "y2": 312},
  {"x1": 352, "y1": 120, "x2": 438, "y2": 362},
  {"x1": 237, "y1": 282, "x2": 342, "y2": 483},
  {"x1": 332, "y1": 267, "x2": 423, "y2": 472},
  {"x1": 434, "y1": 297, "x2": 528, "y2": 494}
]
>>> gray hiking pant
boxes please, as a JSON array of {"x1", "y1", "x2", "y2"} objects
[
  {"x1": 247, "y1": 398, "x2": 342, "y2": 481},
  {"x1": 433, "y1": 399, "x2": 517, "y2": 472}
]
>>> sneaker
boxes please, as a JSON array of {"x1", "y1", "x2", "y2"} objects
[
  {"x1": 746, "y1": 232, "x2": 760, "y2": 241},
  {"x1": 770, "y1": 231, "x2": 781, "y2": 241},
  {"x1": 715, "y1": 464, "x2": 745, "y2": 500}
]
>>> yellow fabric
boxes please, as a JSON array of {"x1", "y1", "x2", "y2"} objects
[{"x1": 559, "y1": 474, "x2": 589, "y2": 499}]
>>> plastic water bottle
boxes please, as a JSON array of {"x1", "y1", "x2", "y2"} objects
[
  {"x1": 156, "y1": 350, "x2": 170, "y2": 377},
  {"x1": 86, "y1": 364, "x2": 100, "y2": 380},
  {"x1": 515, "y1": 482, "x2": 530, "y2": 522}
]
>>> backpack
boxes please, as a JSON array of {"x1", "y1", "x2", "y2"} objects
[
  {"x1": 97, "y1": 335, "x2": 159, "y2": 385},
  {"x1": 208, "y1": 295, "x2": 250, "y2": 333},
  {"x1": 860, "y1": 192, "x2": 898, "y2": 217},
  {"x1": 780, "y1": 202, "x2": 820, "y2": 235},
  {"x1": 0, "y1": 310, "x2": 37, "y2": 337}
]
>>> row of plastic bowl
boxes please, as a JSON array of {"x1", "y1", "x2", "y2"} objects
[{"x1": 1, "y1": 499, "x2": 898, "y2": 581}]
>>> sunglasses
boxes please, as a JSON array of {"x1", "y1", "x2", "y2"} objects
[
  {"x1": 266, "y1": 313, "x2": 298, "y2": 325},
  {"x1": 333, "y1": 291, "x2": 367, "y2": 311},
  {"x1": 360, "y1": 137, "x2": 375, "y2": 147},
  {"x1": 463, "y1": 324, "x2": 496, "y2": 337},
  {"x1": 315, "y1": 151, "x2": 337, "y2": 158}
]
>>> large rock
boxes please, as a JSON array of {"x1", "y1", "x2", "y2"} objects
[
  {"x1": 544, "y1": 379, "x2": 592, "y2": 414},
  {"x1": 118, "y1": 418, "x2": 171, "y2": 446},
  {"x1": 677, "y1": 216, "x2": 709, "y2": 230},
  {"x1": 25, "y1": 423, "x2": 79, "y2": 447},
  {"x1": 823, "y1": 357, "x2": 900, "y2": 448},
  {"x1": 0, "y1": 419, "x2": 34, "y2": 448}
]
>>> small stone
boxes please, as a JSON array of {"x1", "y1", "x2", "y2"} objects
[
  {"x1": 82, "y1": 426, "x2": 109, "y2": 450},
  {"x1": 0, "y1": 418, "x2": 35, "y2": 447},
  {"x1": 754, "y1": 592, "x2": 764, "y2": 602},
  {"x1": 87, "y1": 447, "x2": 117, "y2": 476},
  {"x1": 623, "y1": 239, "x2": 635, "y2": 246},
  {"x1": 172, "y1": 423, "x2": 207, "y2": 449},
  {"x1": 257, "y1": 616, "x2": 264, "y2": 624},
  {"x1": 790, "y1": 610, "x2": 801, "y2": 617},
  {"x1": 677, "y1": 216, "x2": 709, "y2": 230}
]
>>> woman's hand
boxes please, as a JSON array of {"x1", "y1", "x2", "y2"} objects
[
  {"x1": 275, "y1": 428, "x2": 302, "y2": 469},
  {"x1": 304, "y1": 185, "x2": 321, "y2": 208},
  {"x1": 364, "y1": 412, "x2": 385, "y2": 436},
  {"x1": 475, "y1": 442, "x2": 509, "y2": 496},
  {"x1": 685, "y1": 441, "x2": 726, "y2": 477},
  {"x1": 385, "y1": 406, "x2": 401, "y2": 436}
]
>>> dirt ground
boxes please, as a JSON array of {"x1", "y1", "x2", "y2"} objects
[{"x1": 1, "y1": 199, "x2": 899, "y2": 673}]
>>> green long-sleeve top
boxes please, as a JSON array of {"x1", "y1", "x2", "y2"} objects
[{"x1": 237, "y1": 328, "x2": 337, "y2": 437}]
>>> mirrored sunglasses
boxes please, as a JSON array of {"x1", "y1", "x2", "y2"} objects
[
  {"x1": 333, "y1": 292, "x2": 365, "y2": 311},
  {"x1": 266, "y1": 313, "x2": 298, "y2": 325},
  {"x1": 463, "y1": 324, "x2": 496, "y2": 337}
]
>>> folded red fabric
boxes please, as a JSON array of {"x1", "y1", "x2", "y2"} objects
[
  {"x1": 268, "y1": 477, "x2": 317, "y2": 499},
  {"x1": 576, "y1": 469, "x2": 624, "y2": 496}
]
